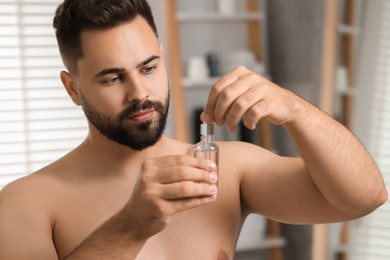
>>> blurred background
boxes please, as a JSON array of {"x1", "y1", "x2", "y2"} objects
[{"x1": 0, "y1": 0, "x2": 389, "y2": 259}]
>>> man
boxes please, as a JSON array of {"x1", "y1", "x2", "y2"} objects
[{"x1": 0, "y1": 0, "x2": 387, "y2": 259}]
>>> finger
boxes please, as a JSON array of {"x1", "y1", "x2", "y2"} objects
[
  {"x1": 200, "y1": 111, "x2": 213, "y2": 124},
  {"x1": 212, "y1": 68, "x2": 257, "y2": 126},
  {"x1": 148, "y1": 155, "x2": 216, "y2": 171},
  {"x1": 224, "y1": 86, "x2": 265, "y2": 132},
  {"x1": 170, "y1": 195, "x2": 218, "y2": 213},
  {"x1": 204, "y1": 67, "x2": 248, "y2": 123},
  {"x1": 162, "y1": 181, "x2": 218, "y2": 200},
  {"x1": 242, "y1": 100, "x2": 270, "y2": 130},
  {"x1": 158, "y1": 166, "x2": 218, "y2": 185},
  {"x1": 213, "y1": 79, "x2": 250, "y2": 127},
  {"x1": 143, "y1": 156, "x2": 218, "y2": 185}
]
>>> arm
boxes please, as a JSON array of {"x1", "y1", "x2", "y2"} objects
[
  {"x1": 0, "y1": 179, "x2": 59, "y2": 260},
  {"x1": 62, "y1": 210, "x2": 146, "y2": 260},
  {"x1": 282, "y1": 95, "x2": 385, "y2": 219},
  {"x1": 203, "y1": 66, "x2": 387, "y2": 223}
]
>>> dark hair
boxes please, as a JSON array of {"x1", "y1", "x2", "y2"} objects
[{"x1": 53, "y1": 0, "x2": 158, "y2": 74}]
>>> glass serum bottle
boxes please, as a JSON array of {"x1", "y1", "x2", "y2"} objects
[{"x1": 194, "y1": 122, "x2": 220, "y2": 182}]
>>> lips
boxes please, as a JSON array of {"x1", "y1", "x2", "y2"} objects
[{"x1": 128, "y1": 109, "x2": 155, "y2": 123}]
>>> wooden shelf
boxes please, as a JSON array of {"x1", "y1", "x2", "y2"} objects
[{"x1": 177, "y1": 12, "x2": 264, "y2": 22}]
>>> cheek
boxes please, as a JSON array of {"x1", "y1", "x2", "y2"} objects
[
  {"x1": 144, "y1": 69, "x2": 168, "y2": 101},
  {"x1": 149, "y1": 66, "x2": 169, "y2": 98},
  {"x1": 81, "y1": 86, "x2": 125, "y2": 115}
]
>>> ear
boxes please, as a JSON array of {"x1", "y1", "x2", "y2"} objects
[
  {"x1": 60, "y1": 71, "x2": 81, "y2": 106},
  {"x1": 159, "y1": 43, "x2": 164, "y2": 55}
]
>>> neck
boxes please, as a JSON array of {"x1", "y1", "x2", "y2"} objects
[{"x1": 78, "y1": 125, "x2": 167, "y2": 176}]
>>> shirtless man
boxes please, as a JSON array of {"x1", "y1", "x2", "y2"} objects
[{"x1": 0, "y1": 0, "x2": 387, "y2": 259}]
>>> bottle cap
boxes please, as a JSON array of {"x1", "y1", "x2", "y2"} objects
[{"x1": 201, "y1": 122, "x2": 214, "y2": 136}]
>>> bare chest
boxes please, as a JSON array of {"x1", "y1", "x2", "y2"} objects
[
  {"x1": 135, "y1": 210, "x2": 237, "y2": 260},
  {"x1": 52, "y1": 189, "x2": 242, "y2": 259}
]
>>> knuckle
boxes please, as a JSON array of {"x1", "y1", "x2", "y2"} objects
[
  {"x1": 220, "y1": 89, "x2": 233, "y2": 102},
  {"x1": 154, "y1": 203, "x2": 169, "y2": 218},
  {"x1": 212, "y1": 83, "x2": 223, "y2": 95},
  {"x1": 178, "y1": 183, "x2": 192, "y2": 195},
  {"x1": 234, "y1": 98, "x2": 247, "y2": 111},
  {"x1": 235, "y1": 65, "x2": 247, "y2": 72},
  {"x1": 141, "y1": 187, "x2": 157, "y2": 200},
  {"x1": 139, "y1": 170, "x2": 153, "y2": 183},
  {"x1": 172, "y1": 155, "x2": 186, "y2": 165},
  {"x1": 249, "y1": 103, "x2": 265, "y2": 117},
  {"x1": 175, "y1": 166, "x2": 188, "y2": 179},
  {"x1": 154, "y1": 202, "x2": 166, "y2": 215},
  {"x1": 247, "y1": 71, "x2": 259, "y2": 80}
]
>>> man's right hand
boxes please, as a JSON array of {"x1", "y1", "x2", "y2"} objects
[{"x1": 124, "y1": 155, "x2": 218, "y2": 239}]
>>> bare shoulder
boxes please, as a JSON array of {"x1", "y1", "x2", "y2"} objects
[
  {"x1": 0, "y1": 164, "x2": 61, "y2": 229},
  {"x1": 0, "y1": 166, "x2": 60, "y2": 259},
  {"x1": 0, "y1": 167, "x2": 57, "y2": 209}
]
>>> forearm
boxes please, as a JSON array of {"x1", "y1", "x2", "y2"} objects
[
  {"x1": 63, "y1": 208, "x2": 147, "y2": 260},
  {"x1": 284, "y1": 97, "x2": 387, "y2": 216}
]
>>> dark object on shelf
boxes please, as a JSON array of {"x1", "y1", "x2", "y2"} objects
[
  {"x1": 193, "y1": 107, "x2": 204, "y2": 143},
  {"x1": 239, "y1": 121, "x2": 255, "y2": 143},
  {"x1": 206, "y1": 52, "x2": 220, "y2": 77}
]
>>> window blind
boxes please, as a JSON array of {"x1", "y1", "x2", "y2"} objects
[
  {"x1": 0, "y1": 0, "x2": 88, "y2": 189},
  {"x1": 349, "y1": 0, "x2": 390, "y2": 259}
]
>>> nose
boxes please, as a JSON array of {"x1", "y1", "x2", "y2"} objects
[{"x1": 125, "y1": 75, "x2": 149, "y2": 102}]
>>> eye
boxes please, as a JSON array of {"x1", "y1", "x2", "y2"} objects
[
  {"x1": 142, "y1": 65, "x2": 157, "y2": 75},
  {"x1": 103, "y1": 75, "x2": 121, "y2": 85}
]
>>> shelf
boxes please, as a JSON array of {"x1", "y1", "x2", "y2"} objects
[
  {"x1": 337, "y1": 85, "x2": 356, "y2": 96},
  {"x1": 338, "y1": 24, "x2": 360, "y2": 35},
  {"x1": 182, "y1": 77, "x2": 219, "y2": 88},
  {"x1": 183, "y1": 73, "x2": 271, "y2": 89},
  {"x1": 235, "y1": 237, "x2": 286, "y2": 252},
  {"x1": 177, "y1": 12, "x2": 264, "y2": 22}
]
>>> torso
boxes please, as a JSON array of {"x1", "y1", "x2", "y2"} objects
[{"x1": 36, "y1": 138, "x2": 245, "y2": 259}]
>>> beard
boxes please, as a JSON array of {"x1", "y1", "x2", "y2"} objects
[{"x1": 79, "y1": 90, "x2": 170, "y2": 151}]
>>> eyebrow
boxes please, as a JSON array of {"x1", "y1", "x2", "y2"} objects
[
  {"x1": 93, "y1": 55, "x2": 161, "y2": 78},
  {"x1": 94, "y1": 68, "x2": 126, "y2": 78},
  {"x1": 136, "y1": 55, "x2": 160, "y2": 68}
]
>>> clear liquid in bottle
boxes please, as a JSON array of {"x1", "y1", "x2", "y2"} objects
[{"x1": 194, "y1": 123, "x2": 219, "y2": 184}]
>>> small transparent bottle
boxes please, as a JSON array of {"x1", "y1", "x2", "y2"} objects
[{"x1": 194, "y1": 122, "x2": 219, "y2": 183}]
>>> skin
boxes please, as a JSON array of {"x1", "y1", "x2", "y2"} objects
[{"x1": 0, "y1": 16, "x2": 387, "y2": 260}]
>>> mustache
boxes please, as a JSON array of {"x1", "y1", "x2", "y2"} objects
[{"x1": 119, "y1": 99, "x2": 163, "y2": 121}]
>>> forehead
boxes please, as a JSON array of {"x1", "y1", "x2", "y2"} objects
[{"x1": 78, "y1": 16, "x2": 160, "y2": 70}]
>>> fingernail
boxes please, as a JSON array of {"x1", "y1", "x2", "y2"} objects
[
  {"x1": 210, "y1": 184, "x2": 218, "y2": 194},
  {"x1": 204, "y1": 113, "x2": 214, "y2": 123},
  {"x1": 210, "y1": 172, "x2": 218, "y2": 182},
  {"x1": 209, "y1": 194, "x2": 217, "y2": 201},
  {"x1": 207, "y1": 160, "x2": 217, "y2": 170}
]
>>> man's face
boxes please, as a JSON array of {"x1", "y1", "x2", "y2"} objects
[
  {"x1": 74, "y1": 17, "x2": 170, "y2": 150},
  {"x1": 79, "y1": 89, "x2": 169, "y2": 151}
]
